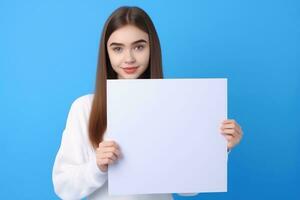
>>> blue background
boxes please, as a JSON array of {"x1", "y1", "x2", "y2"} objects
[{"x1": 1, "y1": 0, "x2": 299, "y2": 199}]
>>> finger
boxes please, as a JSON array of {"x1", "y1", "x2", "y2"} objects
[
  {"x1": 97, "y1": 151, "x2": 119, "y2": 161},
  {"x1": 222, "y1": 132, "x2": 241, "y2": 143},
  {"x1": 224, "y1": 134, "x2": 233, "y2": 141},
  {"x1": 221, "y1": 123, "x2": 234, "y2": 129},
  {"x1": 99, "y1": 158, "x2": 114, "y2": 165},
  {"x1": 225, "y1": 128, "x2": 241, "y2": 136},
  {"x1": 98, "y1": 145, "x2": 120, "y2": 154},
  {"x1": 99, "y1": 141, "x2": 114, "y2": 148},
  {"x1": 221, "y1": 128, "x2": 236, "y2": 135},
  {"x1": 227, "y1": 142, "x2": 234, "y2": 149},
  {"x1": 221, "y1": 126, "x2": 241, "y2": 136},
  {"x1": 222, "y1": 132, "x2": 242, "y2": 146},
  {"x1": 222, "y1": 119, "x2": 235, "y2": 124},
  {"x1": 221, "y1": 123, "x2": 241, "y2": 131},
  {"x1": 102, "y1": 147, "x2": 121, "y2": 158},
  {"x1": 222, "y1": 120, "x2": 242, "y2": 133},
  {"x1": 102, "y1": 146, "x2": 120, "y2": 152},
  {"x1": 99, "y1": 152, "x2": 118, "y2": 161},
  {"x1": 105, "y1": 140, "x2": 119, "y2": 147},
  {"x1": 99, "y1": 141, "x2": 119, "y2": 148}
]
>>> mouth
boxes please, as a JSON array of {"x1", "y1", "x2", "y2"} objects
[{"x1": 122, "y1": 66, "x2": 139, "y2": 74}]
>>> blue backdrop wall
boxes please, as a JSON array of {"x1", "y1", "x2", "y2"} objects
[{"x1": 1, "y1": 0, "x2": 299, "y2": 199}]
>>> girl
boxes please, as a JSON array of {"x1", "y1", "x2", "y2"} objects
[{"x1": 52, "y1": 6, "x2": 243, "y2": 200}]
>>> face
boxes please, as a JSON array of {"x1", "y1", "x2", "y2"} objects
[{"x1": 107, "y1": 25, "x2": 150, "y2": 79}]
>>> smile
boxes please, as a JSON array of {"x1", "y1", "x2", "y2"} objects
[{"x1": 122, "y1": 66, "x2": 139, "y2": 74}]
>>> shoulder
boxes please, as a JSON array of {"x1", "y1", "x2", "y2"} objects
[
  {"x1": 68, "y1": 94, "x2": 95, "y2": 117},
  {"x1": 71, "y1": 94, "x2": 94, "y2": 108}
]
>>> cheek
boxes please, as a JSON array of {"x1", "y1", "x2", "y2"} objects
[
  {"x1": 108, "y1": 52, "x2": 123, "y2": 70},
  {"x1": 136, "y1": 50, "x2": 150, "y2": 66}
]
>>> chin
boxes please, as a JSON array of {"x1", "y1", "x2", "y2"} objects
[{"x1": 119, "y1": 73, "x2": 141, "y2": 79}]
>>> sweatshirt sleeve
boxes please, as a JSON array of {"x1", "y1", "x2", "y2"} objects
[
  {"x1": 177, "y1": 193, "x2": 198, "y2": 196},
  {"x1": 52, "y1": 97, "x2": 108, "y2": 199}
]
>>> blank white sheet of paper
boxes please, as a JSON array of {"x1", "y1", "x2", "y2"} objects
[{"x1": 107, "y1": 78, "x2": 227, "y2": 195}]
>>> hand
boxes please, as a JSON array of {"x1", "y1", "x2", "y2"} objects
[
  {"x1": 220, "y1": 119, "x2": 243, "y2": 150},
  {"x1": 96, "y1": 140, "x2": 122, "y2": 172}
]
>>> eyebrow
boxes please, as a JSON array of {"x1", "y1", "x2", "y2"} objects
[{"x1": 109, "y1": 39, "x2": 148, "y2": 47}]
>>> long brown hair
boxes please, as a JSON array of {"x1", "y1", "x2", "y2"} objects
[{"x1": 88, "y1": 6, "x2": 163, "y2": 149}]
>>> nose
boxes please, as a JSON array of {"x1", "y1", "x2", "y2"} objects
[{"x1": 124, "y1": 49, "x2": 136, "y2": 64}]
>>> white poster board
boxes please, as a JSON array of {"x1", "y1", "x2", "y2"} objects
[{"x1": 107, "y1": 78, "x2": 227, "y2": 195}]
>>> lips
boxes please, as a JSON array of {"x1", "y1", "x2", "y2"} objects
[{"x1": 122, "y1": 66, "x2": 139, "y2": 74}]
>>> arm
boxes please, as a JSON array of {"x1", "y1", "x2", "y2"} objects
[{"x1": 52, "y1": 98, "x2": 107, "y2": 199}]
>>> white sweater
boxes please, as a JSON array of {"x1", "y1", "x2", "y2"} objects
[{"x1": 52, "y1": 94, "x2": 197, "y2": 200}]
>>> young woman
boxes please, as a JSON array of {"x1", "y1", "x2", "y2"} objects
[{"x1": 52, "y1": 6, "x2": 243, "y2": 200}]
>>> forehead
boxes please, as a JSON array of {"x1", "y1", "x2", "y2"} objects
[{"x1": 107, "y1": 25, "x2": 149, "y2": 45}]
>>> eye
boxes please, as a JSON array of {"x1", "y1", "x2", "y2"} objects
[
  {"x1": 134, "y1": 45, "x2": 145, "y2": 51},
  {"x1": 112, "y1": 47, "x2": 123, "y2": 53}
]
